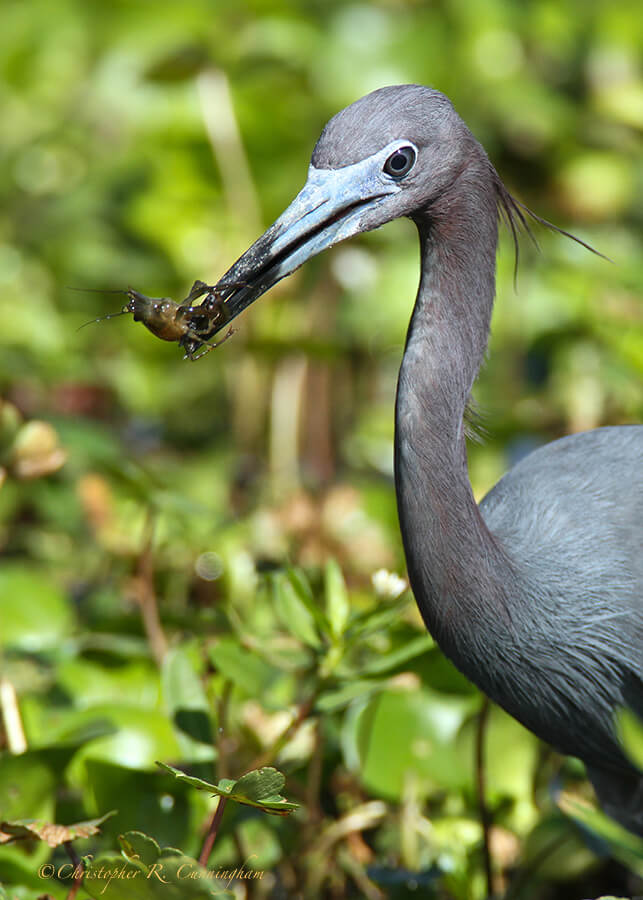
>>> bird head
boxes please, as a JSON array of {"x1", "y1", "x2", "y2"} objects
[
  {"x1": 207, "y1": 84, "x2": 600, "y2": 332},
  {"x1": 210, "y1": 85, "x2": 478, "y2": 328}
]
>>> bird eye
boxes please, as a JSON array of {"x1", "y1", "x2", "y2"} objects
[{"x1": 383, "y1": 146, "x2": 416, "y2": 178}]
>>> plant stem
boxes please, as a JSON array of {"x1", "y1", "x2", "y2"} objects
[
  {"x1": 249, "y1": 691, "x2": 318, "y2": 770},
  {"x1": 0, "y1": 678, "x2": 27, "y2": 754},
  {"x1": 63, "y1": 841, "x2": 84, "y2": 900},
  {"x1": 136, "y1": 508, "x2": 168, "y2": 666},
  {"x1": 305, "y1": 718, "x2": 323, "y2": 822},
  {"x1": 504, "y1": 833, "x2": 573, "y2": 900},
  {"x1": 476, "y1": 696, "x2": 494, "y2": 898},
  {"x1": 216, "y1": 679, "x2": 233, "y2": 781},
  {"x1": 201, "y1": 673, "x2": 233, "y2": 865},
  {"x1": 198, "y1": 796, "x2": 228, "y2": 867}
]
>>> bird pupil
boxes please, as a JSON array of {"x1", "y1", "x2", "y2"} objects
[{"x1": 383, "y1": 146, "x2": 415, "y2": 177}]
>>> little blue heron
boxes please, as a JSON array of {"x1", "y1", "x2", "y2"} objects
[{"x1": 211, "y1": 85, "x2": 643, "y2": 834}]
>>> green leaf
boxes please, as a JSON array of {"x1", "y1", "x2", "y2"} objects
[
  {"x1": 0, "y1": 752, "x2": 56, "y2": 821},
  {"x1": 163, "y1": 646, "x2": 208, "y2": 713},
  {"x1": 0, "y1": 566, "x2": 74, "y2": 650},
  {"x1": 209, "y1": 638, "x2": 278, "y2": 696},
  {"x1": 342, "y1": 687, "x2": 474, "y2": 800},
  {"x1": 286, "y1": 567, "x2": 315, "y2": 605},
  {"x1": 346, "y1": 594, "x2": 412, "y2": 643},
  {"x1": 617, "y1": 708, "x2": 643, "y2": 769},
  {"x1": 144, "y1": 44, "x2": 211, "y2": 83},
  {"x1": 83, "y1": 838, "x2": 234, "y2": 899},
  {"x1": 503, "y1": 815, "x2": 596, "y2": 882},
  {"x1": 162, "y1": 645, "x2": 213, "y2": 747},
  {"x1": 119, "y1": 830, "x2": 162, "y2": 866},
  {"x1": 272, "y1": 572, "x2": 321, "y2": 649},
  {"x1": 316, "y1": 679, "x2": 385, "y2": 712},
  {"x1": 0, "y1": 885, "x2": 54, "y2": 900},
  {"x1": 558, "y1": 793, "x2": 643, "y2": 874},
  {"x1": 57, "y1": 657, "x2": 160, "y2": 709},
  {"x1": 324, "y1": 559, "x2": 350, "y2": 639},
  {"x1": 156, "y1": 762, "x2": 298, "y2": 816},
  {"x1": 0, "y1": 752, "x2": 58, "y2": 884},
  {"x1": 232, "y1": 768, "x2": 288, "y2": 802},
  {"x1": 356, "y1": 633, "x2": 434, "y2": 676},
  {"x1": 456, "y1": 704, "x2": 539, "y2": 803},
  {"x1": 287, "y1": 568, "x2": 330, "y2": 632},
  {"x1": 65, "y1": 706, "x2": 185, "y2": 781},
  {"x1": 22, "y1": 706, "x2": 117, "y2": 750},
  {"x1": 80, "y1": 760, "x2": 195, "y2": 852}
]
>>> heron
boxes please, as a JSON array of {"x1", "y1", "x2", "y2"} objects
[{"x1": 208, "y1": 85, "x2": 643, "y2": 834}]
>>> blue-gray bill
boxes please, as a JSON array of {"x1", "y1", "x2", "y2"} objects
[{"x1": 207, "y1": 146, "x2": 410, "y2": 330}]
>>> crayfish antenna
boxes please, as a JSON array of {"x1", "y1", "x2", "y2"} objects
[{"x1": 68, "y1": 286, "x2": 131, "y2": 331}]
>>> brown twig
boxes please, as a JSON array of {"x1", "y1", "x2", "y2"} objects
[
  {"x1": 198, "y1": 796, "x2": 228, "y2": 867},
  {"x1": 196, "y1": 677, "x2": 235, "y2": 868},
  {"x1": 135, "y1": 508, "x2": 168, "y2": 666},
  {"x1": 337, "y1": 845, "x2": 385, "y2": 900},
  {"x1": 216, "y1": 679, "x2": 233, "y2": 781},
  {"x1": 305, "y1": 718, "x2": 324, "y2": 822},
  {"x1": 63, "y1": 841, "x2": 84, "y2": 900},
  {"x1": 476, "y1": 696, "x2": 494, "y2": 899},
  {"x1": 249, "y1": 692, "x2": 318, "y2": 771},
  {"x1": 504, "y1": 832, "x2": 574, "y2": 900}
]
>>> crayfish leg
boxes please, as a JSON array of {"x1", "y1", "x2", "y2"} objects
[
  {"x1": 181, "y1": 280, "x2": 212, "y2": 306},
  {"x1": 183, "y1": 327, "x2": 236, "y2": 361}
]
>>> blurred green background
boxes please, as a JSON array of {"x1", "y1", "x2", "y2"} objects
[{"x1": 0, "y1": 0, "x2": 641, "y2": 898}]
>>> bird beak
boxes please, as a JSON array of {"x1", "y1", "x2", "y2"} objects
[{"x1": 210, "y1": 160, "x2": 400, "y2": 330}]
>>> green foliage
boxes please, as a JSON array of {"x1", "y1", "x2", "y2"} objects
[
  {"x1": 617, "y1": 708, "x2": 643, "y2": 770},
  {"x1": 0, "y1": 0, "x2": 641, "y2": 897},
  {"x1": 0, "y1": 566, "x2": 73, "y2": 652},
  {"x1": 207, "y1": 639, "x2": 278, "y2": 698},
  {"x1": 84, "y1": 831, "x2": 229, "y2": 900},
  {"x1": 324, "y1": 558, "x2": 350, "y2": 640},
  {"x1": 557, "y1": 794, "x2": 643, "y2": 876},
  {"x1": 157, "y1": 763, "x2": 298, "y2": 815},
  {"x1": 344, "y1": 686, "x2": 474, "y2": 798},
  {"x1": 162, "y1": 645, "x2": 214, "y2": 752}
]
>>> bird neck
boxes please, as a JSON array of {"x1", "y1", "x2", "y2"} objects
[{"x1": 395, "y1": 169, "x2": 518, "y2": 657}]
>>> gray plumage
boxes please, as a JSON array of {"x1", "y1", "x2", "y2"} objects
[{"x1": 213, "y1": 84, "x2": 643, "y2": 834}]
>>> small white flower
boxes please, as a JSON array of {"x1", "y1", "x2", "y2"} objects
[{"x1": 371, "y1": 568, "x2": 408, "y2": 599}]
